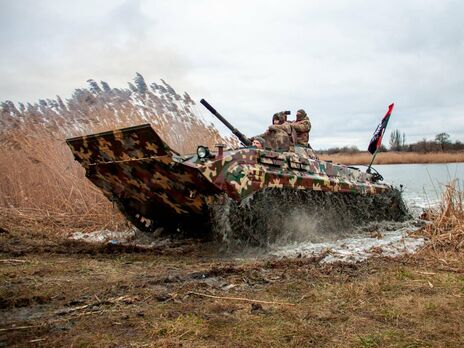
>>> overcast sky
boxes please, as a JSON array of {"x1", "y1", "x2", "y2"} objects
[{"x1": 1, "y1": 0, "x2": 463, "y2": 149}]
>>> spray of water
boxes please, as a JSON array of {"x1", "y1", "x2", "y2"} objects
[{"x1": 209, "y1": 188, "x2": 411, "y2": 250}]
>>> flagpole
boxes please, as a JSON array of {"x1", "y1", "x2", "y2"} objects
[
  {"x1": 367, "y1": 127, "x2": 386, "y2": 173},
  {"x1": 367, "y1": 128, "x2": 385, "y2": 173},
  {"x1": 366, "y1": 149, "x2": 379, "y2": 173}
]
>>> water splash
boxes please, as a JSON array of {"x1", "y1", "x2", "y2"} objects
[
  {"x1": 268, "y1": 220, "x2": 425, "y2": 263},
  {"x1": 209, "y1": 187, "x2": 411, "y2": 247}
]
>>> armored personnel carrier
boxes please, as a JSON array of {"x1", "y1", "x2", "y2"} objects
[{"x1": 66, "y1": 100, "x2": 409, "y2": 244}]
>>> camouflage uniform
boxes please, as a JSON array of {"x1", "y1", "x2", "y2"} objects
[
  {"x1": 259, "y1": 112, "x2": 294, "y2": 151},
  {"x1": 292, "y1": 109, "x2": 311, "y2": 146},
  {"x1": 292, "y1": 109, "x2": 318, "y2": 159}
]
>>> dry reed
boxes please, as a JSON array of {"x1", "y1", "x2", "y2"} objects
[
  {"x1": 320, "y1": 151, "x2": 464, "y2": 165},
  {"x1": 0, "y1": 129, "x2": 128, "y2": 236},
  {"x1": 415, "y1": 180, "x2": 464, "y2": 264},
  {"x1": 0, "y1": 77, "x2": 238, "y2": 235}
]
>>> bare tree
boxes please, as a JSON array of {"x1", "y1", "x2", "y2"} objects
[
  {"x1": 435, "y1": 132, "x2": 450, "y2": 151},
  {"x1": 389, "y1": 129, "x2": 402, "y2": 151}
]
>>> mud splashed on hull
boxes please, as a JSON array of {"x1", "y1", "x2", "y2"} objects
[{"x1": 209, "y1": 188, "x2": 411, "y2": 247}]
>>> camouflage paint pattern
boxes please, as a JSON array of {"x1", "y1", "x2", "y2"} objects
[
  {"x1": 195, "y1": 147, "x2": 389, "y2": 202},
  {"x1": 66, "y1": 124, "x2": 392, "y2": 229}
]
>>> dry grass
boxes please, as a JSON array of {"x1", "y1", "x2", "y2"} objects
[
  {"x1": 1, "y1": 236, "x2": 463, "y2": 347},
  {"x1": 414, "y1": 180, "x2": 464, "y2": 266},
  {"x1": 0, "y1": 129, "x2": 128, "y2": 236},
  {"x1": 320, "y1": 151, "x2": 464, "y2": 165},
  {"x1": 0, "y1": 77, "x2": 238, "y2": 236}
]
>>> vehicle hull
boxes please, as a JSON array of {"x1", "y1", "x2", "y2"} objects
[{"x1": 66, "y1": 124, "x2": 408, "y2": 236}]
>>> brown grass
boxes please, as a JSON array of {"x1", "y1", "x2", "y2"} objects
[
  {"x1": 1, "y1": 233, "x2": 463, "y2": 347},
  {"x1": 0, "y1": 78, "x2": 237, "y2": 235},
  {"x1": 320, "y1": 151, "x2": 464, "y2": 165},
  {"x1": 414, "y1": 180, "x2": 464, "y2": 266},
  {"x1": 0, "y1": 128, "x2": 128, "y2": 236}
]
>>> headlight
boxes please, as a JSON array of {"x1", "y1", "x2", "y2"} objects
[{"x1": 197, "y1": 146, "x2": 210, "y2": 159}]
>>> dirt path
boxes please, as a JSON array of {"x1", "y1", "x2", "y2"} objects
[{"x1": 1, "y1": 230, "x2": 463, "y2": 347}]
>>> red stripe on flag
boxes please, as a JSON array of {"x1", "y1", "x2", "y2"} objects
[{"x1": 383, "y1": 103, "x2": 394, "y2": 120}]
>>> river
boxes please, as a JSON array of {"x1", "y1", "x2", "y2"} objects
[{"x1": 373, "y1": 162, "x2": 464, "y2": 213}]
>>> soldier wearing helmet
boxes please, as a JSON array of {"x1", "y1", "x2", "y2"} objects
[
  {"x1": 292, "y1": 109, "x2": 311, "y2": 146},
  {"x1": 291, "y1": 108, "x2": 318, "y2": 159}
]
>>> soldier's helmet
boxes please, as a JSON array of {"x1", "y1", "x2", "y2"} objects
[{"x1": 296, "y1": 109, "x2": 307, "y2": 121}]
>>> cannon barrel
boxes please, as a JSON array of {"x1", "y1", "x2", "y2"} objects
[{"x1": 200, "y1": 99, "x2": 252, "y2": 146}]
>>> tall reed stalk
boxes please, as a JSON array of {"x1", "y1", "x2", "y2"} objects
[
  {"x1": 1, "y1": 76, "x2": 236, "y2": 235},
  {"x1": 0, "y1": 128, "x2": 128, "y2": 235},
  {"x1": 417, "y1": 180, "x2": 463, "y2": 263}
]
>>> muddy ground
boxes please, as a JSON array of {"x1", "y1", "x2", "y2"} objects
[{"x1": 1, "y1": 228, "x2": 463, "y2": 347}]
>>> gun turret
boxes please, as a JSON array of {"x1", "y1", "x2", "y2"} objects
[{"x1": 200, "y1": 99, "x2": 252, "y2": 147}]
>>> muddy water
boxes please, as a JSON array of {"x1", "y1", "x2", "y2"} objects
[{"x1": 269, "y1": 163, "x2": 464, "y2": 262}]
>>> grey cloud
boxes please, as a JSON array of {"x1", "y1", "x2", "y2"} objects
[
  {"x1": 0, "y1": 0, "x2": 189, "y2": 102},
  {"x1": 1, "y1": 0, "x2": 463, "y2": 148}
]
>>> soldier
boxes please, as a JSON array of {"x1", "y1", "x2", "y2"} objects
[
  {"x1": 259, "y1": 112, "x2": 294, "y2": 151},
  {"x1": 251, "y1": 136, "x2": 265, "y2": 149},
  {"x1": 291, "y1": 109, "x2": 318, "y2": 159},
  {"x1": 292, "y1": 109, "x2": 311, "y2": 146}
]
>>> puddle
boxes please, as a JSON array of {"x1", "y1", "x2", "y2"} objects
[
  {"x1": 70, "y1": 229, "x2": 136, "y2": 244},
  {"x1": 268, "y1": 222, "x2": 425, "y2": 264},
  {"x1": 69, "y1": 219, "x2": 427, "y2": 264},
  {"x1": 69, "y1": 228, "x2": 174, "y2": 249}
]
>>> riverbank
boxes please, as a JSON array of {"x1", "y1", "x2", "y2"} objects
[
  {"x1": 319, "y1": 151, "x2": 464, "y2": 165},
  {"x1": 1, "y1": 240, "x2": 462, "y2": 347},
  {"x1": 1, "y1": 185, "x2": 463, "y2": 347}
]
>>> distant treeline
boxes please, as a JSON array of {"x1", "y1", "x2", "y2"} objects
[{"x1": 319, "y1": 130, "x2": 464, "y2": 154}]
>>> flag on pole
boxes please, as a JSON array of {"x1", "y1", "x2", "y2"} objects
[{"x1": 367, "y1": 103, "x2": 394, "y2": 155}]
